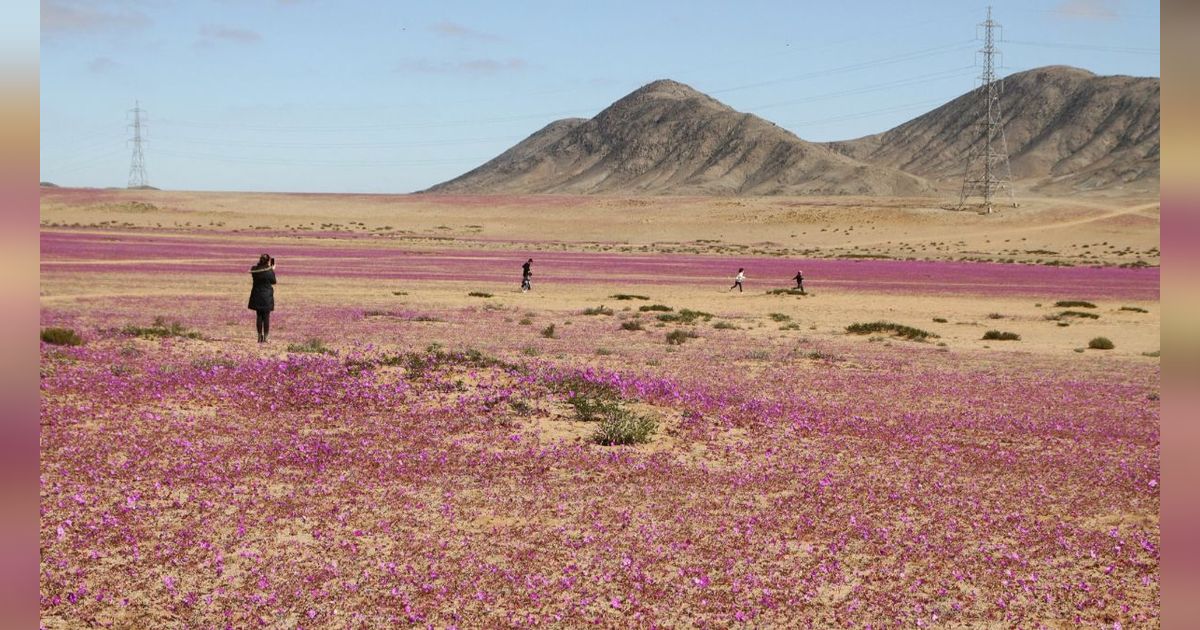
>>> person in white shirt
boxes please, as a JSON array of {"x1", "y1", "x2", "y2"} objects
[{"x1": 729, "y1": 268, "x2": 745, "y2": 292}]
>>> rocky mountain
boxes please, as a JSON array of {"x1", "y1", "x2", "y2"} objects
[
  {"x1": 424, "y1": 80, "x2": 934, "y2": 196},
  {"x1": 824, "y1": 66, "x2": 1159, "y2": 193}
]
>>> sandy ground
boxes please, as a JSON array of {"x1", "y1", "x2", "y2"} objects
[
  {"x1": 40, "y1": 189, "x2": 1159, "y2": 267},
  {"x1": 40, "y1": 188, "x2": 1160, "y2": 361}
]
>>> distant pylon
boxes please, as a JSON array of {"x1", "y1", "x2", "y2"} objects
[
  {"x1": 128, "y1": 100, "x2": 149, "y2": 188},
  {"x1": 959, "y1": 6, "x2": 1015, "y2": 213}
]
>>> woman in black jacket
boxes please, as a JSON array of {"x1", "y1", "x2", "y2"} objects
[{"x1": 248, "y1": 254, "x2": 276, "y2": 343}]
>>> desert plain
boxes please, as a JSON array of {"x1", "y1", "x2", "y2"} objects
[{"x1": 39, "y1": 187, "x2": 1159, "y2": 627}]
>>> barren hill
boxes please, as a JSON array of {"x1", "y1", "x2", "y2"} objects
[
  {"x1": 824, "y1": 66, "x2": 1159, "y2": 194},
  {"x1": 424, "y1": 80, "x2": 933, "y2": 196}
]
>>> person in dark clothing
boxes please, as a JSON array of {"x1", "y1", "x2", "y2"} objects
[
  {"x1": 248, "y1": 254, "x2": 276, "y2": 343},
  {"x1": 520, "y1": 258, "x2": 533, "y2": 292},
  {"x1": 793, "y1": 270, "x2": 805, "y2": 293}
]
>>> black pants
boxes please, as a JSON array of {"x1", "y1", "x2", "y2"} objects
[{"x1": 255, "y1": 309, "x2": 271, "y2": 340}]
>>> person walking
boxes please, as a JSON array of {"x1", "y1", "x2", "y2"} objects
[
  {"x1": 793, "y1": 270, "x2": 805, "y2": 293},
  {"x1": 248, "y1": 254, "x2": 276, "y2": 343},
  {"x1": 729, "y1": 267, "x2": 745, "y2": 292},
  {"x1": 520, "y1": 258, "x2": 533, "y2": 292}
]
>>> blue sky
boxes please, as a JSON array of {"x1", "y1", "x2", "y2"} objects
[{"x1": 40, "y1": 0, "x2": 1160, "y2": 193}]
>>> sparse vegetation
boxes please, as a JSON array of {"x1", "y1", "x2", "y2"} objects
[
  {"x1": 287, "y1": 338, "x2": 333, "y2": 354},
  {"x1": 932, "y1": 317, "x2": 948, "y2": 323},
  {"x1": 768, "y1": 313, "x2": 791, "y2": 322},
  {"x1": 982, "y1": 330, "x2": 1020, "y2": 341},
  {"x1": 620, "y1": 320, "x2": 644, "y2": 331},
  {"x1": 1088, "y1": 337, "x2": 1115, "y2": 350},
  {"x1": 845, "y1": 321, "x2": 938, "y2": 341},
  {"x1": 41, "y1": 327, "x2": 83, "y2": 346},
  {"x1": 121, "y1": 317, "x2": 204, "y2": 340},
  {"x1": 467, "y1": 291, "x2": 493, "y2": 298},
  {"x1": 713, "y1": 321, "x2": 738, "y2": 330},
  {"x1": 766, "y1": 288, "x2": 806, "y2": 296},
  {"x1": 639, "y1": 304, "x2": 673, "y2": 312},
  {"x1": 1059, "y1": 310, "x2": 1100, "y2": 319},
  {"x1": 1055, "y1": 300, "x2": 1097, "y2": 308},
  {"x1": 610, "y1": 294, "x2": 649, "y2": 301},
  {"x1": 986, "y1": 313, "x2": 1005, "y2": 319},
  {"x1": 666, "y1": 329, "x2": 699, "y2": 345},
  {"x1": 657, "y1": 309, "x2": 713, "y2": 324},
  {"x1": 1120, "y1": 306, "x2": 1149, "y2": 313},
  {"x1": 591, "y1": 407, "x2": 657, "y2": 446},
  {"x1": 582, "y1": 305, "x2": 614, "y2": 316},
  {"x1": 540, "y1": 324, "x2": 557, "y2": 338}
]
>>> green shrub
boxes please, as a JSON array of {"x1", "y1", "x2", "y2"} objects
[
  {"x1": 610, "y1": 294, "x2": 649, "y2": 301},
  {"x1": 1120, "y1": 306, "x2": 1149, "y2": 313},
  {"x1": 1060, "y1": 310, "x2": 1100, "y2": 319},
  {"x1": 41, "y1": 327, "x2": 83, "y2": 346},
  {"x1": 982, "y1": 330, "x2": 1020, "y2": 341},
  {"x1": 518, "y1": 318, "x2": 533, "y2": 325},
  {"x1": 768, "y1": 313, "x2": 791, "y2": 322},
  {"x1": 568, "y1": 393, "x2": 621, "y2": 421},
  {"x1": 287, "y1": 338, "x2": 332, "y2": 354},
  {"x1": 582, "y1": 305, "x2": 614, "y2": 316},
  {"x1": 665, "y1": 329, "x2": 698, "y2": 345},
  {"x1": 657, "y1": 309, "x2": 713, "y2": 324},
  {"x1": 591, "y1": 407, "x2": 657, "y2": 445},
  {"x1": 932, "y1": 317, "x2": 948, "y2": 323},
  {"x1": 1142, "y1": 350, "x2": 1160, "y2": 357},
  {"x1": 467, "y1": 291, "x2": 493, "y2": 298},
  {"x1": 1088, "y1": 337, "x2": 1115, "y2": 350},
  {"x1": 987, "y1": 313, "x2": 1004, "y2": 319},
  {"x1": 845, "y1": 321, "x2": 938, "y2": 341},
  {"x1": 1055, "y1": 300, "x2": 1096, "y2": 308},
  {"x1": 121, "y1": 317, "x2": 203, "y2": 340},
  {"x1": 639, "y1": 304, "x2": 673, "y2": 312},
  {"x1": 766, "y1": 288, "x2": 806, "y2": 296},
  {"x1": 713, "y1": 321, "x2": 738, "y2": 330},
  {"x1": 620, "y1": 320, "x2": 644, "y2": 331}
]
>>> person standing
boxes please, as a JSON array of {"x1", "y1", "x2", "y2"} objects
[
  {"x1": 521, "y1": 258, "x2": 533, "y2": 292},
  {"x1": 793, "y1": 270, "x2": 805, "y2": 293},
  {"x1": 248, "y1": 254, "x2": 276, "y2": 343},
  {"x1": 729, "y1": 267, "x2": 745, "y2": 292}
]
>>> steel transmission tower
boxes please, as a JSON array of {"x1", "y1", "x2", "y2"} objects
[
  {"x1": 959, "y1": 6, "x2": 1015, "y2": 213},
  {"x1": 127, "y1": 101, "x2": 149, "y2": 188}
]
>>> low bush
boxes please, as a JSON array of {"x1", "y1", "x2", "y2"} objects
[
  {"x1": 610, "y1": 294, "x2": 649, "y2": 301},
  {"x1": 766, "y1": 288, "x2": 806, "y2": 296},
  {"x1": 592, "y1": 407, "x2": 657, "y2": 445},
  {"x1": 620, "y1": 320, "x2": 644, "y2": 331},
  {"x1": 1055, "y1": 300, "x2": 1096, "y2": 308},
  {"x1": 845, "y1": 321, "x2": 938, "y2": 341},
  {"x1": 932, "y1": 317, "x2": 948, "y2": 323},
  {"x1": 639, "y1": 304, "x2": 673, "y2": 312},
  {"x1": 121, "y1": 317, "x2": 204, "y2": 340},
  {"x1": 540, "y1": 324, "x2": 557, "y2": 339},
  {"x1": 657, "y1": 309, "x2": 713, "y2": 324},
  {"x1": 712, "y1": 321, "x2": 738, "y2": 330},
  {"x1": 982, "y1": 330, "x2": 1020, "y2": 341},
  {"x1": 1088, "y1": 337, "x2": 1115, "y2": 350},
  {"x1": 467, "y1": 291, "x2": 493, "y2": 298},
  {"x1": 768, "y1": 313, "x2": 791, "y2": 322},
  {"x1": 41, "y1": 327, "x2": 83, "y2": 346},
  {"x1": 1120, "y1": 306, "x2": 1149, "y2": 313},
  {"x1": 582, "y1": 305, "x2": 614, "y2": 316},
  {"x1": 287, "y1": 338, "x2": 332, "y2": 354},
  {"x1": 986, "y1": 313, "x2": 1004, "y2": 319},
  {"x1": 666, "y1": 329, "x2": 699, "y2": 345},
  {"x1": 1060, "y1": 310, "x2": 1100, "y2": 319}
]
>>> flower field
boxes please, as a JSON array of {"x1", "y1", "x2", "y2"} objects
[{"x1": 40, "y1": 228, "x2": 1159, "y2": 628}]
